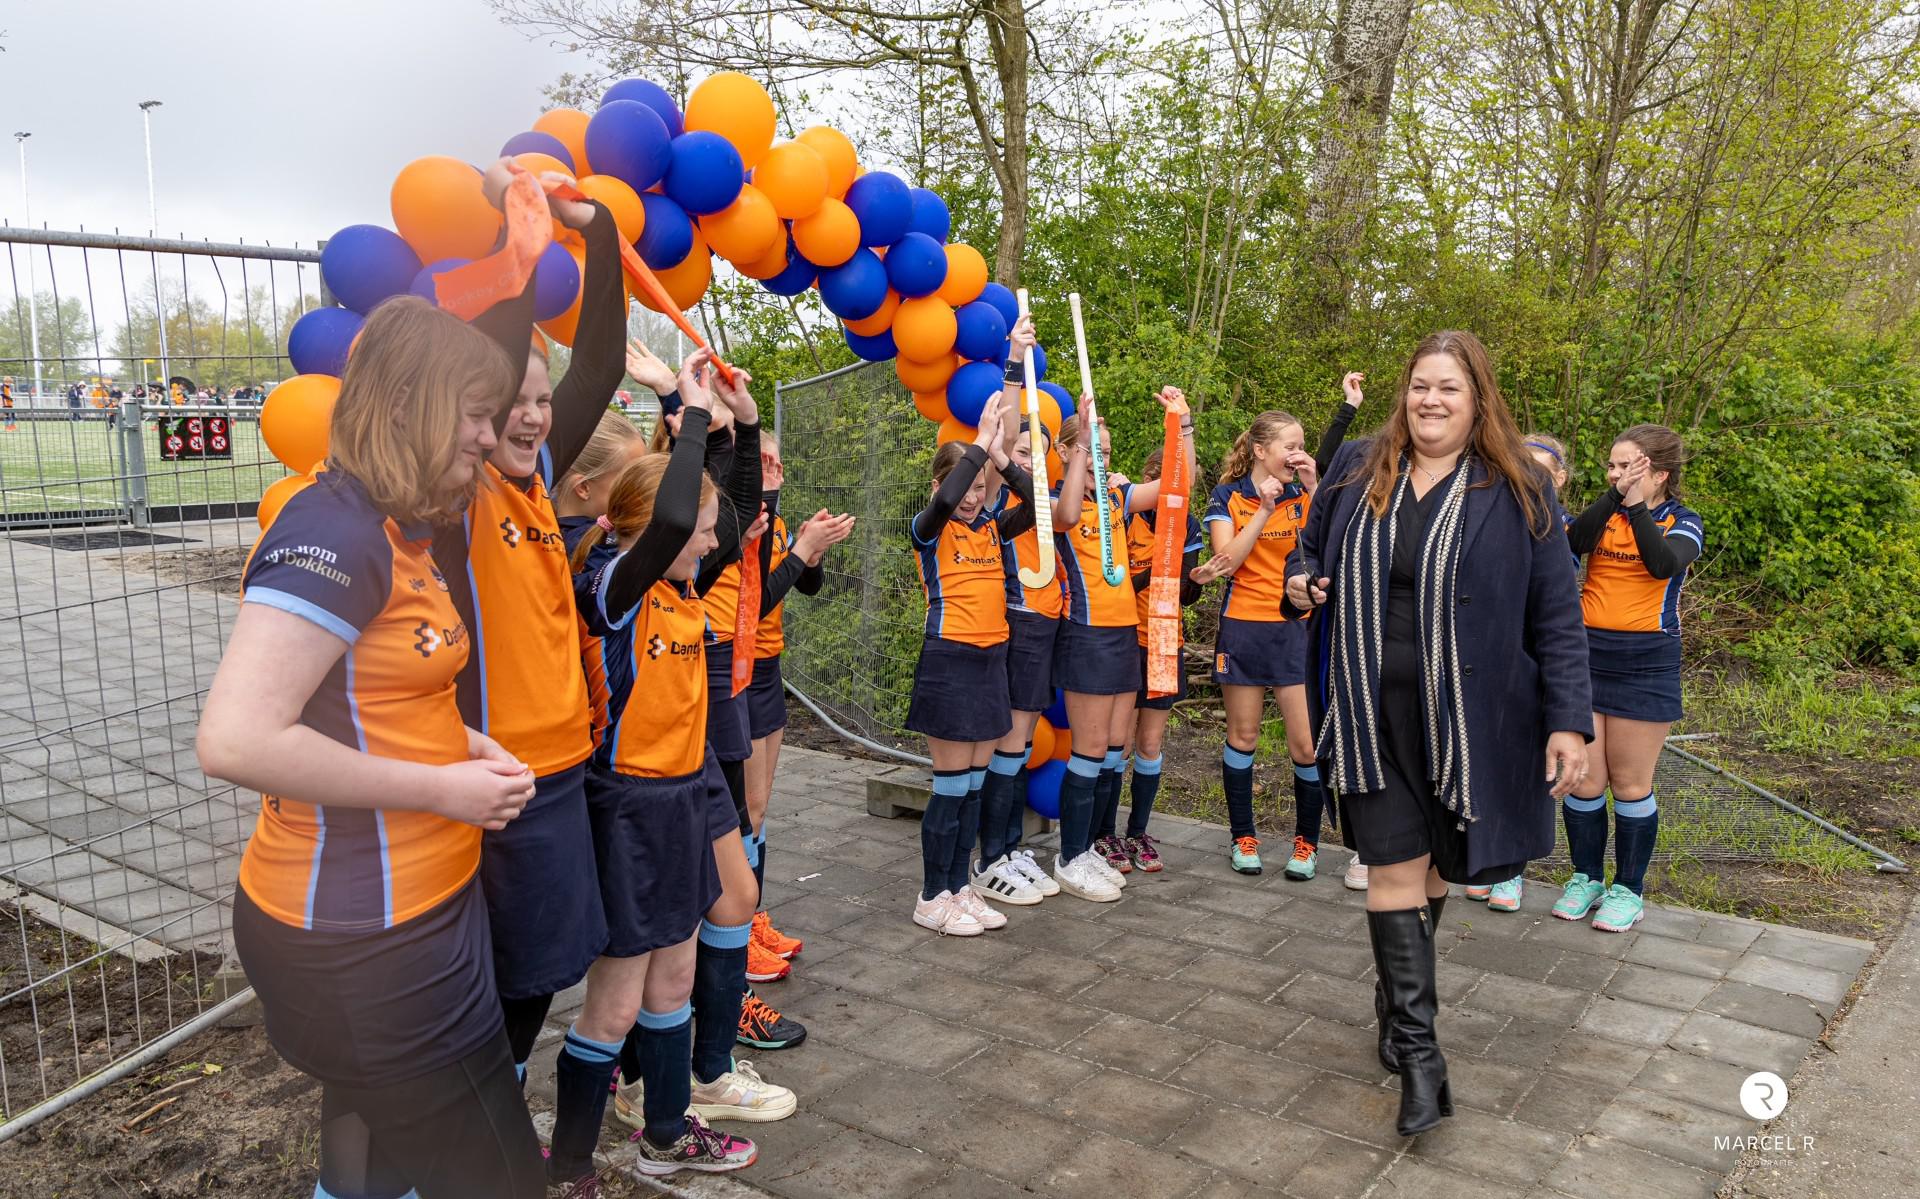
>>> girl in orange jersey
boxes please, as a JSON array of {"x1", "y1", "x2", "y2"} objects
[
  {"x1": 1050, "y1": 387, "x2": 1195, "y2": 903},
  {"x1": 1557, "y1": 424, "x2": 1702, "y2": 934},
  {"x1": 907, "y1": 394, "x2": 1036, "y2": 935},
  {"x1": 548, "y1": 352, "x2": 767, "y2": 1183},
  {"x1": 199, "y1": 298, "x2": 546, "y2": 1199},
  {"x1": 553, "y1": 409, "x2": 650, "y2": 756}
]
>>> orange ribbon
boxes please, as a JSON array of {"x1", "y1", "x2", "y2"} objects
[
  {"x1": 732, "y1": 534, "x2": 761, "y2": 697},
  {"x1": 1145, "y1": 405, "x2": 1188, "y2": 697}
]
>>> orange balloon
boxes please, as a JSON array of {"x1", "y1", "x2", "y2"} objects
[
  {"x1": 391, "y1": 156, "x2": 504, "y2": 263},
  {"x1": 753, "y1": 141, "x2": 829, "y2": 220},
  {"x1": 261, "y1": 374, "x2": 341, "y2": 473},
  {"x1": 797, "y1": 127, "x2": 858, "y2": 199},
  {"x1": 912, "y1": 389, "x2": 950, "y2": 422},
  {"x1": 685, "y1": 72, "x2": 777, "y2": 169},
  {"x1": 1036, "y1": 389, "x2": 1064, "y2": 442},
  {"x1": 578, "y1": 174, "x2": 646, "y2": 243},
  {"x1": 533, "y1": 108, "x2": 593, "y2": 176},
  {"x1": 1047, "y1": 447, "x2": 1064, "y2": 483},
  {"x1": 642, "y1": 245, "x2": 713, "y2": 313},
  {"x1": 897, "y1": 353, "x2": 959, "y2": 393},
  {"x1": 791, "y1": 198, "x2": 861, "y2": 268},
  {"x1": 513, "y1": 151, "x2": 573, "y2": 180},
  {"x1": 1029, "y1": 719, "x2": 1056, "y2": 766},
  {"x1": 936, "y1": 415, "x2": 976, "y2": 445},
  {"x1": 939, "y1": 243, "x2": 989, "y2": 306},
  {"x1": 739, "y1": 233, "x2": 794, "y2": 281},
  {"x1": 257, "y1": 469, "x2": 319, "y2": 531},
  {"x1": 844, "y1": 290, "x2": 900, "y2": 337},
  {"x1": 1046, "y1": 717, "x2": 1072, "y2": 761},
  {"x1": 537, "y1": 241, "x2": 590, "y2": 345},
  {"x1": 892, "y1": 297, "x2": 958, "y2": 361},
  {"x1": 701, "y1": 184, "x2": 781, "y2": 264}
]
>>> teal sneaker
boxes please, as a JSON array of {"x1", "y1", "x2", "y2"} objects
[
  {"x1": 1487, "y1": 877, "x2": 1524, "y2": 912},
  {"x1": 1231, "y1": 835, "x2": 1263, "y2": 875},
  {"x1": 1283, "y1": 835, "x2": 1317, "y2": 881},
  {"x1": 1592, "y1": 884, "x2": 1645, "y2": 933},
  {"x1": 1552, "y1": 873, "x2": 1606, "y2": 921}
]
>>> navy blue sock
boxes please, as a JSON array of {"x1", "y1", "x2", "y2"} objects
[
  {"x1": 1292, "y1": 760, "x2": 1325, "y2": 846},
  {"x1": 692, "y1": 919, "x2": 748, "y2": 1083},
  {"x1": 1223, "y1": 742, "x2": 1257, "y2": 840},
  {"x1": 948, "y1": 767, "x2": 986, "y2": 893},
  {"x1": 1613, "y1": 791, "x2": 1660, "y2": 894},
  {"x1": 1126, "y1": 753, "x2": 1162, "y2": 838},
  {"x1": 548, "y1": 1024, "x2": 624, "y2": 1181},
  {"x1": 1059, "y1": 753, "x2": 1101, "y2": 861},
  {"x1": 1093, "y1": 745, "x2": 1126, "y2": 840},
  {"x1": 978, "y1": 751, "x2": 1024, "y2": 868},
  {"x1": 1563, "y1": 793, "x2": 1609, "y2": 880},
  {"x1": 634, "y1": 1002, "x2": 694, "y2": 1147},
  {"x1": 1005, "y1": 754, "x2": 1030, "y2": 850},
  {"x1": 923, "y1": 770, "x2": 967, "y2": 900}
]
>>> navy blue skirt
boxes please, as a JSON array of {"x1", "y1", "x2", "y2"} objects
[
  {"x1": 907, "y1": 636, "x2": 1012, "y2": 742},
  {"x1": 1006, "y1": 610, "x2": 1060, "y2": 712},
  {"x1": 586, "y1": 761, "x2": 724, "y2": 958},
  {"x1": 705, "y1": 638, "x2": 752, "y2": 763},
  {"x1": 479, "y1": 762, "x2": 607, "y2": 998},
  {"x1": 1136, "y1": 641, "x2": 1188, "y2": 711},
  {"x1": 745, "y1": 654, "x2": 787, "y2": 740},
  {"x1": 703, "y1": 754, "x2": 747, "y2": 840},
  {"x1": 1213, "y1": 616, "x2": 1308, "y2": 688},
  {"x1": 1053, "y1": 621, "x2": 1140, "y2": 696},
  {"x1": 1587, "y1": 627, "x2": 1684, "y2": 723}
]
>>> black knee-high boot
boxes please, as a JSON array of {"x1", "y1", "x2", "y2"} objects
[
  {"x1": 1370, "y1": 904, "x2": 1452, "y2": 1137},
  {"x1": 1375, "y1": 893, "x2": 1443, "y2": 1073}
]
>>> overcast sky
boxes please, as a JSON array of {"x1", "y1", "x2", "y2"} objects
[{"x1": 2, "y1": 0, "x2": 584, "y2": 246}]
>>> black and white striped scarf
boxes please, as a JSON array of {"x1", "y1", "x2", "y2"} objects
[{"x1": 1316, "y1": 456, "x2": 1479, "y2": 821}]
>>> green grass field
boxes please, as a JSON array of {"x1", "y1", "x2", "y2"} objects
[{"x1": 0, "y1": 414, "x2": 287, "y2": 518}]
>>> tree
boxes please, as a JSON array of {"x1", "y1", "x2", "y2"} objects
[{"x1": 0, "y1": 293, "x2": 110, "y2": 393}]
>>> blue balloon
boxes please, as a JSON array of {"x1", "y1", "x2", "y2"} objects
[
  {"x1": 952, "y1": 301, "x2": 1008, "y2": 363},
  {"x1": 586, "y1": 100, "x2": 672, "y2": 194},
  {"x1": 906, "y1": 187, "x2": 951, "y2": 242},
  {"x1": 816, "y1": 248, "x2": 888, "y2": 320},
  {"x1": 636, "y1": 193, "x2": 694, "y2": 269},
  {"x1": 1039, "y1": 380, "x2": 1076, "y2": 421},
  {"x1": 602, "y1": 79, "x2": 683, "y2": 138},
  {"x1": 287, "y1": 307, "x2": 364, "y2": 377},
  {"x1": 409, "y1": 257, "x2": 470, "y2": 303},
  {"x1": 534, "y1": 241, "x2": 581, "y2": 322},
  {"x1": 321, "y1": 225, "x2": 422, "y2": 315},
  {"x1": 843, "y1": 324, "x2": 897, "y2": 362},
  {"x1": 1026, "y1": 759, "x2": 1066, "y2": 820},
  {"x1": 1042, "y1": 689, "x2": 1068, "y2": 728},
  {"x1": 946, "y1": 360, "x2": 1004, "y2": 426},
  {"x1": 760, "y1": 245, "x2": 817, "y2": 297},
  {"x1": 663, "y1": 131, "x2": 744, "y2": 216},
  {"x1": 500, "y1": 131, "x2": 575, "y2": 173},
  {"x1": 977, "y1": 281, "x2": 1019, "y2": 331},
  {"x1": 844, "y1": 171, "x2": 913, "y2": 247},
  {"x1": 884, "y1": 232, "x2": 948, "y2": 299},
  {"x1": 1030, "y1": 342, "x2": 1049, "y2": 381}
]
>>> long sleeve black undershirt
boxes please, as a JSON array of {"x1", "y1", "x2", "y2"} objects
[
  {"x1": 1315, "y1": 403, "x2": 1360, "y2": 479},
  {"x1": 543, "y1": 206, "x2": 628, "y2": 480},
  {"x1": 599, "y1": 407, "x2": 712, "y2": 618},
  {"x1": 1567, "y1": 487, "x2": 1622, "y2": 556},
  {"x1": 914, "y1": 446, "x2": 986, "y2": 542},
  {"x1": 995, "y1": 463, "x2": 1037, "y2": 540},
  {"x1": 757, "y1": 491, "x2": 827, "y2": 617},
  {"x1": 694, "y1": 419, "x2": 763, "y2": 597},
  {"x1": 1567, "y1": 486, "x2": 1699, "y2": 578}
]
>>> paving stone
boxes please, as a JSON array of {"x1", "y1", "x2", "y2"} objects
[
  {"x1": 1635, "y1": 905, "x2": 1708, "y2": 942},
  {"x1": 1278, "y1": 1016, "x2": 1397, "y2": 1083},
  {"x1": 762, "y1": 1039, "x2": 884, "y2": 1102},
  {"x1": 752, "y1": 1126, "x2": 951, "y2": 1199},
  {"x1": 1440, "y1": 1050, "x2": 1537, "y2": 1116},
  {"x1": 1072, "y1": 969, "x2": 1209, "y2": 1024},
  {"x1": 1170, "y1": 990, "x2": 1309, "y2": 1053},
  {"x1": 808, "y1": 997, "x2": 991, "y2": 1072},
  {"x1": 1542, "y1": 1133, "x2": 1720, "y2": 1199},
  {"x1": 1724, "y1": 952, "x2": 1855, "y2": 1013},
  {"x1": 1589, "y1": 1087, "x2": 1746, "y2": 1173},
  {"x1": 1274, "y1": 969, "x2": 1378, "y2": 1026},
  {"x1": 766, "y1": 891, "x2": 874, "y2": 934},
  {"x1": 994, "y1": 910, "x2": 1122, "y2": 957},
  {"x1": 1576, "y1": 995, "x2": 1691, "y2": 1049},
  {"x1": 1080, "y1": 895, "x2": 1209, "y2": 939},
  {"x1": 1033, "y1": 1127, "x2": 1216, "y2": 1199},
  {"x1": 1451, "y1": 935, "x2": 1567, "y2": 982},
  {"x1": 1165, "y1": 1040, "x2": 1317, "y2": 1115},
  {"x1": 1375, "y1": 1156, "x2": 1530, "y2": 1199},
  {"x1": 1267, "y1": 895, "x2": 1367, "y2": 939},
  {"x1": 943, "y1": 1040, "x2": 1103, "y2": 1109},
  {"x1": 831, "y1": 909, "x2": 947, "y2": 955},
  {"x1": 1183, "y1": 910, "x2": 1293, "y2": 956},
  {"x1": 1696, "y1": 979, "x2": 1827, "y2": 1039},
  {"x1": 1406, "y1": 1107, "x2": 1574, "y2": 1185},
  {"x1": 903, "y1": 926, "x2": 1032, "y2": 977},
  {"x1": 1511, "y1": 1071, "x2": 1607, "y2": 1136},
  {"x1": 1519, "y1": 914, "x2": 1639, "y2": 959},
  {"x1": 727, "y1": 1107, "x2": 847, "y2": 1168},
  {"x1": 1479, "y1": 1016, "x2": 1575, "y2": 1069},
  {"x1": 1459, "y1": 973, "x2": 1593, "y2": 1026},
  {"x1": 1625, "y1": 932, "x2": 1741, "y2": 979},
  {"x1": 919, "y1": 1088, "x2": 1088, "y2": 1185},
  {"x1": 802, "y1": 943, "x2": 934, "y2": 999},
  {"x1": 1667, "y1": 1010, "x2": 1811, "y2": 1076},
  {"x1": 1278, "y1": 1071, "x2": 1405, "y2": 1148},
  {"x1": 1065, "y1": 1012, "x2": 1210, "y2": 1078},
  {"x1": 1435, "y1": 1004, "x2": 1511, "y2": 1056},
  {"x1": 1169, "y1": 1105, "x2": 1360, "y2": 1191},
  {"x1": 1541, "y1": 950, "x2": 1621, "y2": 992},
  {"x1": 913, "y1": 1168, "x2": 1034, "y2": 1199},
  {"x1": 1052, "y1": 1066, "x2": 1208, "y2": 1144},
  {"x1": 1693, "y1": 915, "x2": 1766, "y2": 953},
  {"x1": 1172, "y1": 949, "x2": 1301, "y2": 1000},
  {"x1": 783, "y1": 860, "x2": 899, "y2": 898},
  {"x1": 1630, "y1": 1046, "x2": 1758, "y2": 1119},
  {"x1": 1602, "y1": 963, "x2": 1719, "y2": 1011},
  {"x1": 885, "y1": 967, "x2": 1018, "y2": 1026},
  {"x1": 1541, "y1": 1034, "x2": 1656, "y2": 1089},
  {"x1": 1266, "y1": 929, "x2": 1377, "y2": 980},
  {"x1": 1749, "y1": 927, "x2": 1873, "y2": 975},
  {"x1": 1183, "y1": 880, "x2": 1293, "y2": 919},
  {"x1": 987, "y1": 946, "x2": 1114, "y2": 997}
]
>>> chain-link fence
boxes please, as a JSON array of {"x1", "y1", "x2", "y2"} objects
[{"x1": 771, "y1": 360, "x2": 1905, "y2": 873}]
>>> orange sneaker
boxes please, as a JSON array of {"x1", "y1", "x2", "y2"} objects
[
  {"x1": 746, "y1": 938, "x2": 793, "y2": 983},
  {"x1": 751, "y1": 911, "x2": 803, "y2": 960}
]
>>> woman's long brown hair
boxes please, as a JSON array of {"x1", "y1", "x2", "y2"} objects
[{"x1": 1352, "y1": 330, "x2": 1552, "y2": 534}]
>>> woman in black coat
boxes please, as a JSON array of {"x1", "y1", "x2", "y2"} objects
[{"x1": 1285, "y1": 329, "x2": 1592, "y2": 1138}]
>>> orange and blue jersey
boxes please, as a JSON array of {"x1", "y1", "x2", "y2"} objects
[
  {"x1": 559, "y1": 515, "x2": 614, "y2": 752},
  {"x1": 236, "y1": 472, "x2": 478, "y2": 933},
  {"x1": 1054, "y1": 483, "x2": 1137, "y2": 628},
  {"x1": 576, "y1": 537, "x2": 711, "y2": 778},
  {"x1": 1126, "y1": 509, "x2": 1205, "y2": 647},
  {"x1": 994, "y1": 485, "x2": 1067, "y2": 619},
  {"x1": 704, "y1": 558, "x2": 744, "y2": 645},
  {"x1": 756, "y1": 514, "x2": 792, "y2": 656},
  {"x1": 914, "y1": 509, "x2": 1010, "y2": 648},
  {"x1": 449, "y1": 446, "x2": 592, "y2": 777},
  {"x1": 1581, "y1": 498, "x2": 1703, "y2": 636},
  {"x1": 1205, "y1": 476, "x2": 1309, "y2": 622}
]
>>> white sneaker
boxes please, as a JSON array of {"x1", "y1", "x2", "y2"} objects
[
  {"x1": 913, "y1": 890, "x2": 984, "y2": 936},
  {"x1": 1344, "y1": 861, "x2": 1370, "y2": 891},
  {"x1": 1053, "y1": 852, "x2": 1121, "y2": 902},
  {"x1": 1012, "y1": 849, "x2": 1060, "y2": 896},
  {"x1": 1087, "y1": 851, "x2": 1128, "y2": 889},
  {"x1": 688, "y1": 1058, "x2": 798, "y2": 1122},
  {"x1": 954, "y1": 885, "x2": 1008, "y2": 929},
  {"x1": 973, "y1": 856, "x2": 1044, "y2": 906}
]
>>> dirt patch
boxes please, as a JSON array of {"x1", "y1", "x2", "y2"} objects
[{"x1": 107, "y1": 547, "x2": 249, "y2": 597}]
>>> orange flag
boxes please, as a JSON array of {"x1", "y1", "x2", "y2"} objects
[
  {"x1": 431, "y1": 171, "x2": 552, "y2": 320},
  {"x1": 732, "y1": 535, "x2": 761, "y2": 696},
  {"x1": 1145, "y1": 405, "x2": 1188, "y2": 697}
]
